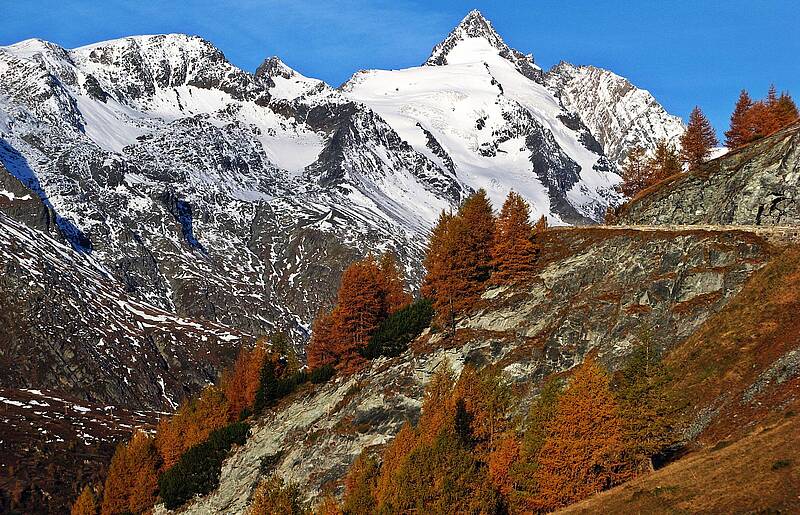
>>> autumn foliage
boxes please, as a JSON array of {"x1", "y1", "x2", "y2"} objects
[
  {"x1": 619, "y1": 139, "x2": 682, "y2": 197},
  {"x1": 422, "y1": 189, "x2": 544, "y2": 328},
  {"x1": 533, "y1": 358, "x2": 630, "y2": 511},
  {"x1": 333, "y1": 354, "x2": 675, "y2": 514},
  {"x1": 492, "y1": 191, "x2": 539, "y2": 284},
  {"x1": 725, "y1": 86, "x2": 798, "y2": 148},
  {"x1": 100, "y1": 430, "x2": 160, "y2": 515},
  {"x1": 71, "y1": 486, "x2": 98, "y2": 515},
  {"x1": 679, "y1": 106, "x2": 718, "y2": 170},
  {"x1": 306, "y1": 253, "x2": 411, "y2": 374},
  {"x1": 223, "y1": 339, "x2": 269, "y2": 420},
  {"x1": 249, "y1": 474, "x2": 310, "y2": 515},
  {"x1": 155, "y1": 384, "x2": 230, "y2": 469}
]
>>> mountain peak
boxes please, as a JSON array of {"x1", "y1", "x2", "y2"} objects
[
  {"x1": 425, "y1": 10, "x2": 505, "y2": 66},
  {"x1": 424, "y1": 10, "x2": 542, "y2": 82}
]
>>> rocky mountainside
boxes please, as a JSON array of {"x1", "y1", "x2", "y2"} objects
[
  {"x1": 0, "y1": 11, "x2": 683, "y2": 359},
  {"x1": 177, "y1": 226, "x2": 796, "y2": 513},
  {"x1": 618, "y1": 121, "x2": 800, "y2": 225},
  {"x1": 0, "y1": 10, "x2": 692, "y2": 512},
  {"x1": 545, "y1": 62, "x2": 685, "y2": 165}
]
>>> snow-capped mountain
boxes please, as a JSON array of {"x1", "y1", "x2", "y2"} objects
[
  {"x1": 0, "y1": 11, "x2": 683, "y2": 395},
  {"x1": 545, "y1": 61, "x2": 685, "y2": 165}
]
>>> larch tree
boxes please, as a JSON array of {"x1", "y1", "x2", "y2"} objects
[
  {"x1": 101, "y1": 431, "x2": 160, "y2": 515},
  {"x1": 306, "y1": 308, "x2": 339, "y2": 370},
  {"x1": 248, "y1": 474, "x2": 310, "y2": 515},
  {"x1": 379, "y1": 252, "x2": 412, "y2": 314},
  {"x1": 619, "y1": 146, "x2": 649, "y2": 197},
  {"x1": 155, "y1": 385, "x2": 229, "y2": 469},
  {"x1": 509, "y1": 376, "x2": 563, "y2": 512},
  {"x1": 725, "y1": 89, "x2": 754, "y2": 148},
  {"x1": 223, "y1": 339, "x2": 269, "y2": 420},
  {"x1": 614, "y1": 340, "x2": 676, "y2": 474},
  {"x1": 773, "y1": 91, "x2": 799, "y2": 129},
  {"x1": 492, "y1": 191, "x2": 538, "y2": 284},
  {"x1": 71, "y1": 485, "x2": 98, "y2": 515},
  {"x1": 342, "y1": 452, "x2": 380, "y2": 515},
  {"x1": 679, "y1": 106, "x2": 718, "y2": 170},
  {"x1": 533, "y1": 358, "x2": 629, "y2": 511},
  {"x1": 307, "y1": 253, "x2": 410, "y2": 374},
  {"x1": 648, "y1": 139, "x2": 682, "y2": 183},
  {"x1": 329, "y1": 256, "x2": 390, "y2": 374},
  {"x1": 422, "y1": 190, "x2": 496, "y2": 329}
]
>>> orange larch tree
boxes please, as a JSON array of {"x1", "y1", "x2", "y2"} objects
[
  {"x1": 773, "y1": 91, "x2": 799, "y2": 129},
  {"x1": 101, "y1": 431, "x2": 160, "y2": 515},
  {"x1": 679, "y1": 106, "x2": 718, "y2": 170},
  {"x1": 533, "y1": 358, "x2": 629, "y2": 511},
  {"x1": 422, "y1": 190, "x2": 496, "y2": 328},
  {"x1": 725, "y1": 89, "x2": 754, "y2": 148},
  {"x1": 379, "y1": 252, "x2": 412, "y2": 314},
  {"x1": 491, "y1": 191, "x2": 538, "y2": 284},
  {"x1": 307, "y1": 253, "x2": 410, "y2": 374},
  {"x1": 223, "y1": 339, "x2": 269, "y2": 420},
  {"x1": 619, "y1": 146, "x2": 649, "y2": 197},
  {"x1": 155, "y1": 385, "x2": 230, "y2": 469},
  {"x1": 649, "y1": 139, "x2": 682, "y2": 183},
  {"x1": 71, "y1": 485, "x2": 98, "y2": 515},
  {"x1": 306, "y1": 308, "x2": 339, "y2": 370},
  {"x1": 329, "y1": 256, "x2": 390, "y2": 373}
]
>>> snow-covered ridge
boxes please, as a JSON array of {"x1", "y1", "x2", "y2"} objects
[
  {"x1": 545, "y1": 62, "x2": 685, "y2": 165},
  {"x1": 0, "y1": 10, "x2": 681, "y2": 355}
]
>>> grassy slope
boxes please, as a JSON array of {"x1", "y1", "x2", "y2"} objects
[
  {"x1": 666, "y1": 245, "x2": 800, "y2": 444},
  {"x1": 560, "y1": 244, "x2": 800, "y2": 513},
  {"x1": 559, "y1": 413, "x2": 800, "y2": 514}
]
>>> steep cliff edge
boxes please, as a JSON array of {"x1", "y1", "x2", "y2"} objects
[
  {"x1": 618, "y1": 121, "x2": 800, "y2": 226},
  {"x1": 179, "y1": 226, "x2": 794, "y2": 513}
]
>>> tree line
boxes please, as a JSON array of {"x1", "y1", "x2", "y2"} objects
[{"x1": 616, "y1": 85, "x2": 798, "y2": 203}]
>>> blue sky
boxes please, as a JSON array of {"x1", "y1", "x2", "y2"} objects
[{"x1": 3, "y1": 1, "x2": 799, "y2": 136}]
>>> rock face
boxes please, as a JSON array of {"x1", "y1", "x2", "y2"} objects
[
  {"x1": 0, "y1": 212, "x2": 247, "y2": 410},
  {"x1": 181, "y1": 227, "x2": 777, "y2": 513},
  {"x1": 545, "y1": 62, "x2": 685, "y2": 165},
  {"x1": 619, "y1": 122, "x2": 800, "y2": 225}
]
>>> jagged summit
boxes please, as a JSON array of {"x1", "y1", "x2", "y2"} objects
[{"x1": 424, "y1": 9, "x2": 542, "y2": 82}]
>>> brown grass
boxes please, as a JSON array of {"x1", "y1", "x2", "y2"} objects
[
  {"x1": 665, "y1": 244, "x2": 800, "y2": 443},
  {"x1": 559, "y1": 410, "x2": 800, "y2": 514}
]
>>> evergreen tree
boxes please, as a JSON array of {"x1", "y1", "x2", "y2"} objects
[
  {"x1": 491, "y1": 191, "x2": 538, "y2": 284},
  {"x1": 679, "y1": 106, "x2": 718, "y2": 170},
  {"x1": 533, "y1": 359, "x2": 629, "y2": 511},
  {"x1": 614, "y1": 340, "x2": 676, "y2": 473},
  {"x1": 725, "y1": 89, "x2": 754, "y2": 148},
  {"x1": 619, "y1": 146, "x2": 649, "y2": 197}
]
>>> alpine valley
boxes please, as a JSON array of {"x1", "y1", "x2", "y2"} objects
[{"x1": 3, "y1": 9, "x2": 799, "y2": 515}]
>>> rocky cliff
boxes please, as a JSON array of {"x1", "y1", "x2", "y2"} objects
[
  {"x1": 179, "y1": 226, "x2": 787, "y2": 513},
  {"x1": 618, "y1": 121, "x2": 800, "y2": 226}
]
